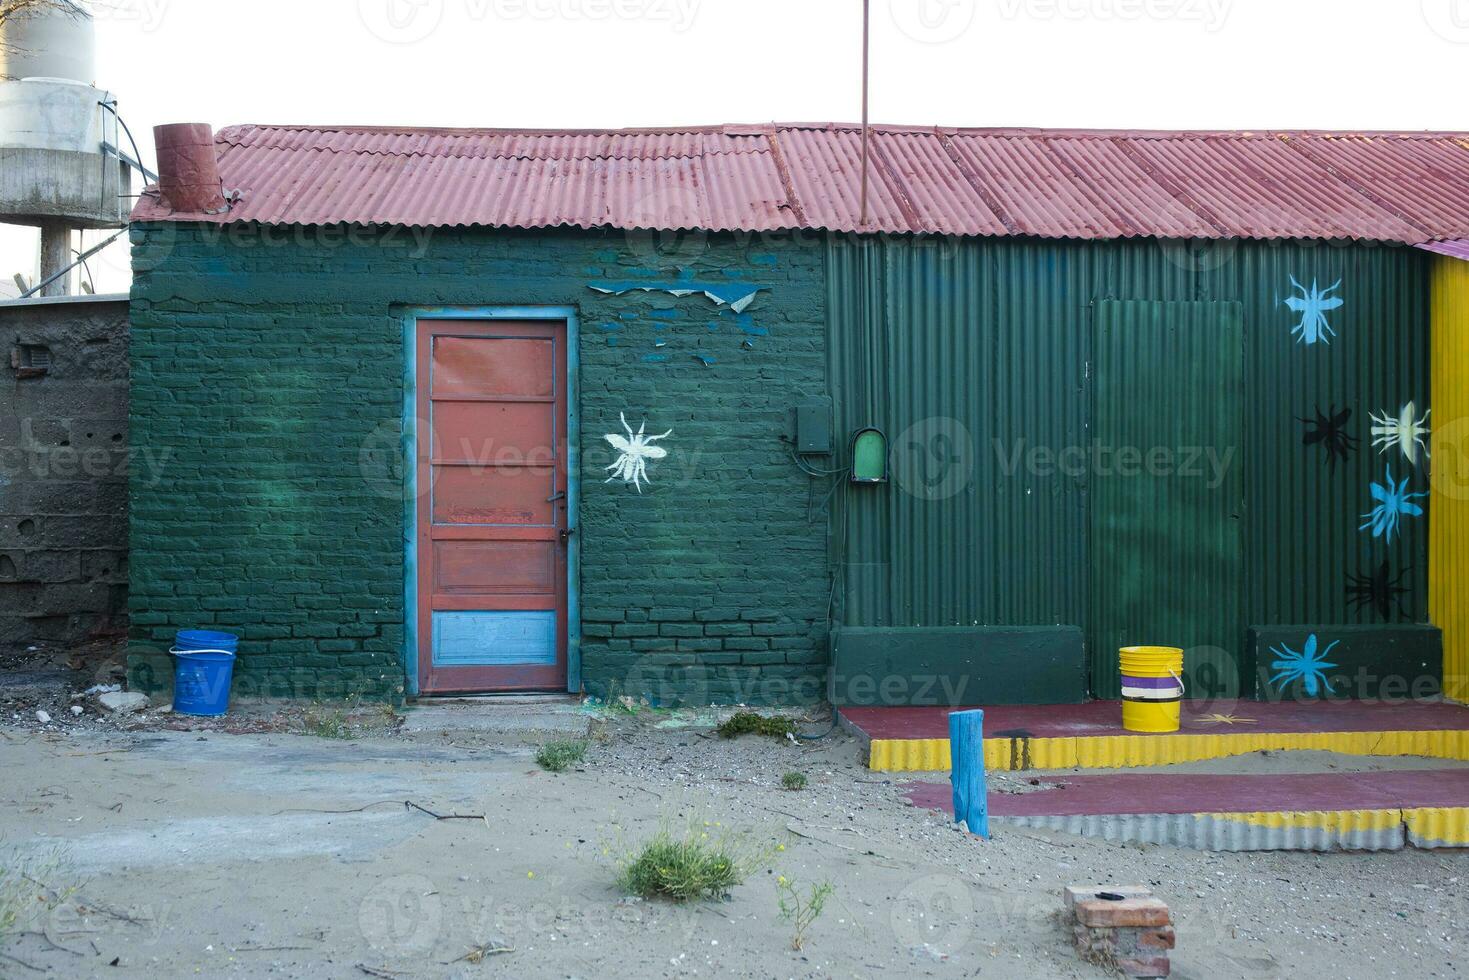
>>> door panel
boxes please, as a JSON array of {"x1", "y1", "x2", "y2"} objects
[
  {"x1": 1091, "y1": 301, "x2": 1244, "y2": 699},
  {"x1": 417, "y1": 319, "x2": 569, "y2": 693},
  {"x1": 433, "y1": 402, "x2": 556, "y2": 461},
  {"x1": 433, "y1": 541, "x2": 559, "y2": 594},
  {"x1": 431, "y1": 466, "x2": 557, "y2": 526},
  {"x1": 432, "y1": 336, "x2": 556, "y2": 396}
]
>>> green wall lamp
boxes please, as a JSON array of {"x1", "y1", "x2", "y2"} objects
[{"x1": 850, "y1": 427, "x2": 888, "y2": 484}]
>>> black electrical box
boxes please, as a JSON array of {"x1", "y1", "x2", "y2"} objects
[{"x1": 795, "y1": 401, "x2": 832, "y2": 455}]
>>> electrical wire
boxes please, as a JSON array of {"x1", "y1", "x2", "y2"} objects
[
  {"x1": 71, "y1": 246, "x2": 94, "y2": 293},
  {"x1": 99, "y1": 98, "x2": 157, "y2": 182}
]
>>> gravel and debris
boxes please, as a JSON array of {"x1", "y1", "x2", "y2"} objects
[{"x1": 0, "y1": 698, "x2": 1464, "y2": 979}]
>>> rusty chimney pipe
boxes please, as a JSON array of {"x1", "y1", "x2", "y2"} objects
[{"x1": 152, "y1": 123, "x2": 226, "y2": 213}]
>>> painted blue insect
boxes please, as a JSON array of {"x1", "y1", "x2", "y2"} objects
[
  {"x1": 1269, "y1": 633, "x2": 1339, "y2": 696},
  {"x1": 1284, "y1": 276, "x2": 1343, "y2": 345},
  {"x1": 1359, "y1": 465, "x2": 1427, "y2": 541}
]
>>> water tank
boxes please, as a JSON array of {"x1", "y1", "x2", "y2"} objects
[
  {"x1": 0, "y1": 0, "x2": 96, "y2": 84},
  {"x1": 0, "y1": 2, "x2": 125, "y2": 229}
]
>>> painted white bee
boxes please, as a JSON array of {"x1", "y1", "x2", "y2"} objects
[
  {"x1": 604, "y1": 412, "x2": 672, "y2": 493},
  {"x1": 1370, "y1": 401, "x2": 1431, "y2": 466}
]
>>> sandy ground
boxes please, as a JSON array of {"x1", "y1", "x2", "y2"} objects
[{"x1": 0, "y1": 704, "x2": 1466, "y2": 980}]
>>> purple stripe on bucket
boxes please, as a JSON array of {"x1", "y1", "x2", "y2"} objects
[{"x1": 1120, "y1": 674, "x2": 1179, "y2": 690}]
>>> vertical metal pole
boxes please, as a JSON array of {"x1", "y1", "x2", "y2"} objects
[
  {"x1": 39, "y1": 223, "x2": 71, "y2": 297},
  {"x1": 859, "y1": 0, "x2": 869, "y2": 228},
  {"x1": 949, "y1": 709, "x2": 989, "y2": 837}
]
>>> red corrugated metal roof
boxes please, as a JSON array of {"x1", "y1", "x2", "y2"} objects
[{"x1": 129, "y1": 123, "x2": 1469, "y2": 244}]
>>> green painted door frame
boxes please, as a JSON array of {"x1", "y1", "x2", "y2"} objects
[{"x1": 1090, "y1": 300, "x2": 1246, "y2": 699}]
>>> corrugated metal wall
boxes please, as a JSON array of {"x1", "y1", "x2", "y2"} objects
[
  {"x1": 1431, "y1": 256, "x2": 1469, "y2": 702},
  {"x1": 1092, "y1": 301, "x2": 1244, "y2": 698},
  {"x1": 827, "y1": 237, "x2": 1431, "y2": 698}
]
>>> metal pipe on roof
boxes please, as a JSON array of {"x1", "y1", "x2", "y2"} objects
[{"x1": 153, "y1": 122, "x2": 226, "y2": 214}]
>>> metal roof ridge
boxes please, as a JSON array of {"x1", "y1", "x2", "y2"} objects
[{"x1": 215, "y1": 122, "x2": 1469, "y2": 141}]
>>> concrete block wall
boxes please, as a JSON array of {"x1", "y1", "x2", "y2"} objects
[
  {"x1": 127, "y1": 224, "x2": 829, "y2": 703},
  {"x1": 0, "y1": 295, "x2": 129, "y2": 654}
]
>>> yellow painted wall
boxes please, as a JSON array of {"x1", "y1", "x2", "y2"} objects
[{"x1": 1431, "y1": 256, "x2": 1469, "y2": 703}]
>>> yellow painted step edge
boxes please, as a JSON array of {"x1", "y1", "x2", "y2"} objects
[{"x1": 866, "y1": 729, "x2": 1469, "y2": 772}]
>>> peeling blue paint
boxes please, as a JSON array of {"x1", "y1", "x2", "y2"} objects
[
  {"x1": 642, "y1": 353, "x2": 669, "y2": 363},
  {"x1": 598, "y1": 322, "x2": 622, "y2": 331},
  {"x1": 732, "y1": 314, "x2": 766, "y2": 336},
  {"x1": 693, "y1": 353, "x2": 716, "y2": 366},
  {"x1": 588, "y1": 280, "x2": 766, "y2": 313},
  {"x1": 649, "y1": 308, "x2": 682, "y2": 321},
  {"x1": 653, "y1": 338, "x2": 667, "y2": 348}
]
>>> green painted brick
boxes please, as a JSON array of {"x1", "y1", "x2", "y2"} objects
[
  {"x1": 127, "y1": 224, "x2": 829, "y2": 705},
  {"x1": 704, "y1": 623, "x2": 753, "y2": 637}
]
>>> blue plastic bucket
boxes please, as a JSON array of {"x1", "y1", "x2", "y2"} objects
[{"x1": 170, "y1": 630, "x2": 239, "y2": 716}]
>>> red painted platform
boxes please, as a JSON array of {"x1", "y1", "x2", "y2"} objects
[
  {"x1": 841, "y1": 699, "x2": 1469, "y2": 741},
  {"x1": 903, "y1": 768, "x2": 1469, "y2": 818}
]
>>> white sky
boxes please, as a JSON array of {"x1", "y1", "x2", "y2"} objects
[{"x1": 3, "y1": 0, "x2": 1466, "y2": 297}]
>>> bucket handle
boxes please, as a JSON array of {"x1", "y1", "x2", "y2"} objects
[
  {"x1": 168, "y1": 647, "x2": 237, "y2": 656},
  {"x1": 1169, "y1": 667, "x2": 1186, "y2": 696}
]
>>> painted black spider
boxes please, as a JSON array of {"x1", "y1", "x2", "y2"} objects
[
  {"x1": 1299, "y1": 405, "x2": 1358, "y2": 466},
  {"x1": 1345, "y1": 560, "x2": 1410, "y2": 621}
]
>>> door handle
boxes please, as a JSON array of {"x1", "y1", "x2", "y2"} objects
[{"x1": 546, "y1": 491, "x2": 566, "y2": 503}]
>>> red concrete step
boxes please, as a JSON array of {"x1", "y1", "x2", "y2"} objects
[
  {"x1": 902, "y1": 767, "x2": 1469, "y2": 851},
  {"x1": 904, "y1": 767, "x2": 1469, "y2": 818}
]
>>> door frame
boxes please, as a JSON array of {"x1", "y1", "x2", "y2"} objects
[{"x1": 398, "y1": 305, "x2": 581, "y2": 697}]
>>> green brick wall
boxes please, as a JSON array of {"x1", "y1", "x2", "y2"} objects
[{"x1": 127, "y1": 223, "x2": 830, "y2": 704}]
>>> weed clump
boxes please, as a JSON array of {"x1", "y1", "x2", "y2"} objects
[
  {"x1": 617, "y1": 823, "x2": 769, "y2": 902},
  {"x1": 781, "y1": 771, "x2": 808, "y2": 791},
  {"x1": 536, "y1": 739, "x2": 589, "y2": 772},
  {"x1": 716, "y1": 711, "x2": 796, "y2": 740}
]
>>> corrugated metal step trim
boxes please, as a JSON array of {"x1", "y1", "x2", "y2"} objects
[{"x1": 995, "y1": 809, "x2": 1441, "y2": 852}]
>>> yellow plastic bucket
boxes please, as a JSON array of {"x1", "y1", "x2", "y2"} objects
[{"x1": 1119, "y1": 646, "x2": 1185, "y2": 733}]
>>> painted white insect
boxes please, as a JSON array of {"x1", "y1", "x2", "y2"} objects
[
  {"x1": 604, "y1": 412, "x2": 672, "y2": 493},
  {"x1": 1370, "y1": 401, "x2": 1431, "y2": 466}
]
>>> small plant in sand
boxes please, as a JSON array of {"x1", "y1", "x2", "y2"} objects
[
  {"x1": 1, "y1": 846, "x2": 73, "y2": 943},
  {"x1": 716, "y1": 711, "x2": 795, "y2": 740},
  {"x1": 776, "y1": 876, "x2": 833, "y2": 950},
  {"x1": 536, "y1": 739, "x2": 588, "y2": 773},
  {"x1": 618, "y1": 821, "x2": 771, "y2": 902},
  {"x1": 302, "y1": 704, "x2": 353, "y2": 739},
  {"x1": 781, "y1": 771, "x2": 808, "y2": 791}
]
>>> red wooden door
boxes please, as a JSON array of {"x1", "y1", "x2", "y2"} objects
[{"x1": 416, "y1": 319, "x2": 569, "y2": 693}]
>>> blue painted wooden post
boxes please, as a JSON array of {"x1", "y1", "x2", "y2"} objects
[{"x1": 949, "y1": 709, "x2": 989, "y2": 837}]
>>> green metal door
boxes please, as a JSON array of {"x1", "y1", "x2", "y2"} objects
[{"x1": 1091, "y1": 300, "x2": 1244, "y2": 699}]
